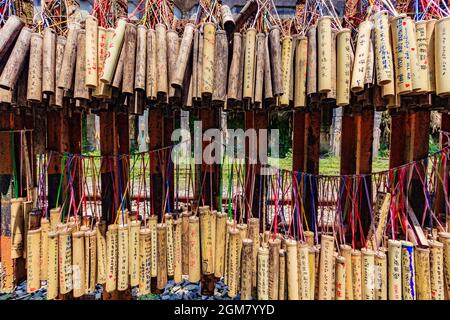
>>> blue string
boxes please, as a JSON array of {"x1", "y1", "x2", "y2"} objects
[{"x1": 310, "y1": 175, "x2": 318, "y2": 244}]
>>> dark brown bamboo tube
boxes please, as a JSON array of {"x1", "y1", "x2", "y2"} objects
[
  {"x1": 40, "y1": 218, "x2": 50, "y2": 281},
  {"x1": 50, "y1": 36, "x2": 66, "y2": 107},
  {"x1": 240, "y1": 239, "x2": 253, "y2": 300},
  {"x1": 415, "y1": 247, "x2": 431, "y2": 300},
  {"x1": 306, "y1": 26, "x2": 317, "y2": 95},
  {"x1": 57, "y1": 27, "x2": 78, "y2": 90},
  {"x1": 214, "y1": 212, "x2": 227, "y2": 278},
  {"x1": 59, "y1": 228, "x2": 73, "y2": 294},
  {"x1": 0, "y1": 15, "x2": 24, "y2": 62},
  {"x1": 253, "y1": 33, "x2": 265, "y2": 106},
  {"x1": 227, "y1": 33, "x2": 242, "y2": 102},
  {"x1": 268, "y1": 239, "x2": 281, "y2": 300},
  {"x1": 74, "y1": 30, "x2": 90, "y2": 100},
  {"x1": 129, "y1": 220, "x2": 140, "y2": 287},
  {"x1": 188, "y1": 216, "x2": 201, "y2": 282},
  {"x1": 264, "y1": 33, "x2": 274, "y2": 103},
  {"x1": 221, "y1": 5, "x2": 235, "y2": 33},
  {"x1": 279, "y1": 36, "x2": 292, "y2": 106},
  {"x1": 42, "y1": 28, "x2": 56, "y2": 95},
  {"x1": 156, "y1": 223, "x2": 167, "y2": 290},
  {"x1": 122, "y1": 23, "x2": 137, "y2": 95},
  {"x1": 429, "y1": 239, "x2": 445, "y2": 300},
  {"x1": 139, "y1": 228, "x2": 152, "y2": 294},
  {"x1": 155, "y1": 23, "x2": 168, "y2": 99},
  {"x1": 202, "y1": 22, "x2": 215, "y2": 97},
  {"x1": 166, "y1": 29, "x2": 180, "y2": 99},
  {"x1": 146, "y1": 29, "x2": 157, "y2": 100},
  {"x1": 212, "y1": 30, "x2": 228, "y2": 103},
  {"x1": 181, "y1": 212, "x2": 191, "y2": 275},
  {"x1": 72, "y1": 231, "x2": 85, "y2": 297},
  {"x1": 269, "y1": 26, "x2": 283, "y2": 96},
  {"x1": 105, "y1": 224, "x2": 118, "y2": 292},
  {"x1": 96, "y1": 221, "x2": 107, "y2": 284},
  {"x1": 134, "y1": 25, "x2": 146, "y2": 91},
  {"x1": 26, "y1": 229, "x2": 41, "y2": 293},
  {"x1": 192, "y1": 29, "x2": 200, "y2": 100},
  {"x1": 279, "y1": 249, "x2": 286, "y2": 300},
  {"x1": 85, "y1": 15, "x2": 98, "y2": 88},
  {"x1": 165, "y1": 214, "x2": 174, "y2": 277},
  {"x1": 172, "y1": 23, "x2": 194, "y2": 90},
  {"x1": 47, "y1": 231, "x2": 59, "y2": 300},
  {"x1": 85, "y1": 230, "x2": 97, "y2": 293},
  {"x1": 227, "y1": 227, "x2": 241, "y2": 298},
  {"x1": 173, "y1": 219, "x2": 182, "y2": 283},
  {"x1": 0, "y1": 27, "x2": 31, "y2": 90}
]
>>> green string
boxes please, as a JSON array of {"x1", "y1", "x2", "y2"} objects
[
  {"x1": 10, "y1": 132, "x2": 18, "y2": 198},
  {"x1": 227, "y1": 160, "x2": 233, "y2": 221},
  {"x1": 55, "y1": 154, "x2": 67, "y2": 209}
]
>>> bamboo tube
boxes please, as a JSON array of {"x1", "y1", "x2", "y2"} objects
[
  {"x1": 105, "y1": 224, "x2": 118, "y2": 292},
  {"x1": 227, "y1": 33, "x2": 242, "y2": 102},
  {"x1": 415, "y1": 21, "x2": 429, "y2": 92},
  {"x1": 197, "y1": 31, "x2": 204, "y2": 100},
  {"x1": 240, "y1": 239, "x2": 253, "y2": 300},
  {"x1": 85, "y1": 230, "x2": 97, "y2": 292},
  {"x1": 326, "y1": 30, "x2": 337, "y2": 99},
  {"x1": 40, "y1": 218, "x2": 50, "y2": 281},
  {"x1": 96, "y1": 221, "x2": 107, "y2": 284},
  {"x1": 303, "y1": 231, "x2": 314, "y2": 247},
  {"x1": 435, "y1": 17, "x2": 450, "y2": 95},
  {"x1": 294, "y1": 36, "x2": 308, "y2": 107},
  {"x1": 188, "y1": 216, "x2": 201, "y2": 282},
  {"x1": 42, "y1": 28, "x2": 56, "y2": 94},
  {"x1": 279, "y1": 249, "x2": 286, "y2": 300},
  {"x1": 156, "y1": 223, "x2": 167, "y2": 290},
  {"x1": 148, "y1": 216, "x2": 158, "y2": 278},
  {"x1": 59, "y1": 229, "x2": 73, "y2": 294},
  {"x1": 100, "y1": 18, "x2": 126, "y2": 84},
  {"x1": 199, "y1": 207, "x2": 215, "y2": 275},
  {"x1": 308, "y1": 246, "x2": 318, "y2": 299},
  {"x1": 72, "y1": 231, "x2": 85, "y2": 297},
  {"x1": 426, "y1": 19, "x2": 437, "y2": 92},
  {"x1": 279, "y1": 36, "x2": 292, "y2": 106},
  {"x1": 351, "y1": 20, "x2": 372, "y2": 92},
  {"x1": 227, "y1": 227, "x2": 241, "y2": 298},
  {"x1": 336, "y1": 29, "x2": 351, "y2": 106},
  {"x1": 247, "y1": 218, "x2": 260, "y2": 289},
  {"x1": 85, "y1": 15, "x2": 98, "y2": 88},
  {"x1": 414, "y1": 247, "x2": 431, "y2": 300},
  {"x1": 57, "y1": 27, "x2": 78, "y2": 90},
  {"x1": 257, "y1": 246, "x2": 270, "y2": 300},
  {"x1": 139, "y1": 228, "x2": 152, "y2": 294},
  {"x1": 318, "y1": 234, "x2": 335, "y2": 300},
  {"x1": 173, "y1": 219, "x2": 182, "y2": 283},
  {"x1": 237, "y1": 223, "x2": 248, "y2": 241},
  {"x1": 129, "y1": 220, "x2": 140, "y2": 287},
  {"x1": 0, "y1": 27, "x2": 31, "y2": 90},
  {"x1": 391, "y1": 14, "x2": 413, "y2": 95},
  {"x1": 374, "y1": 251, "x2": 387, "y2": 300},
  {"x1": 317, "y1": 17, "x2": 333, "y2": 93},
  {"x1": 181, "y1": 212, "x2": 191, "y2": 275},
  {"x1": 10, "y1": 198, "x2": 24, "y2": 259},
  {"x1": 172, "y1": 23, "x2": 194, "y2": 89},
  {"x1": 243, "y1": 28, "x2": 257, "y2": 101},
  {"x1": 166, "y1": 29, "x2": 179, "y2": 100},
  {"x1": 429, "y1": 239, "x2": 445, "y2": 300},
  {"x1": 27, "y1": 229, "x2": 41, "y2": 293},
  {"x1": 134, "y1": 25, "x2": 146, "y2": 91},
  {"x1": 253, "y1": 33, "x2": 265, "y2": 106},
  {"x1": 212, "y1": 30, "x2": 228, "y2": 102},
  {"x1": 221, "y1": 5, "x2": 235, "y2": 33},
  {"x1": 117, "y1": 225, "x2": 129, "y2": 291},
  {"x1": 306, "y1": 26, "x2": 317, "y2": 95},
  {"x1": 146, "y1": 29, "x2": 157, "y2": 100},
  {"x1": 335, "y1": 256, "x2": 346, "y2": 300},
  {"x1": 269, "y1": 26, "x2": 283, "y2": 96},
  {"x1": 122, "y1": 23, "x2": 137, "y2": 95},
  {"x1": 74, "y1": 30, "x2": 90, "y2": 100},
  {"x1": 264, "y1": 34, "x2": 273, "y2": 102},
  {"x1": 289, "y1": 36, "x2": 297, "y2": 102},
  {"x1": 224, "y1": 220, "x2": 232, "y2": 284},
  {"x1": 388, "y1": 240, "x2": 402, "y2": 300},
  {"x1": 297, "y1": 242, "x2": 310, "y2": 300},
  {"x1": 285, "y1": 239, "x2": 299, "y2": 300},
  {"x1": 401, "y1": 241, "x2": 416, "y2": 300},
  {"x1": 438, "y1": 232, "x2": 450, "y2": 298},
  {"x1": 22, "y1": 201, "x2": 33, "y2": 259},
  {"x1": 202, "y1": 22, "x2": 215, "y2": 97},
  {"x1": 93, "y1": 27, "x2": 109, "y2": 97},
  {"x1": 165, "y1": 214, "x2": 174, "y2": 277},
  {"x1": 351, "y1": 250, "x2": 362, "y2": 300},
  {"x1": 0, "y1": 15, "x2": 24, "y2": 61},
  {"x1": 315, "y1": 245, "x2": 321, "y2": 298},
  {"x1": 361, "y1": 248, "x2": 375, "y2": 300},
  {"x1": 214, "y1": 212, "x2": 227, "y2": 278},
  {"x1": 404, "y1": 18, "x2": 423, "y2": 92},
  {"x1": 154, "y1": 23, "x2": 168, "y2": 98},
  {"x1": 192, "y1": 29, "x2": 200, "y2": 100},
  {"x1": 51, "y1": 36, "x2": 65, "y2": 107},
  {"x1": 268, "y1": 239, "x2": 281, "y2": 299},
  {"x1": 373, "y1": 11, "x2": 394, "y2": 85},
  {"x1": 47, "y1": 231, "x2": 59, "y2": 300}
]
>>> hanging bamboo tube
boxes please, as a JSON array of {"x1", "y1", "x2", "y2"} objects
[
  {"x1": 227, "y1": 33, "x2": 242, "y2": 102},
  {"x1": 51, "y1": 36, "x2": 66, "y2": 107},
  {"x1": 253, "y1": 33, "x2": 265, "y2": 106},
  {"x1": 199, "y1": 207, "x2": 216, "y2": 276},
  {"x1": 285, "y1": 239, "x2": 299, "y2": 300},
  {"x1": 111, "y1": 45, "x2": 124, "y2": 89},
  {"x1": 221, "y1": 4, "x2": 235, "y2": 33},
  {"x1": 257, "y1": 246, "x2": 269, "y2": 300},
  {"x1": 306, "y1": 26, "x2": 317, "y2": 95},
  {"x1": 202, "y1": 22, "x2": 216, "y2": 97},
  {"x1": 247, "y1": 217, "x2": 260, "y2": 290},
  {"x1": 26, "y1": 229, "x2": 41, "y2": 293},
  {"x1": 227, "y1": 227, "x2": 241, "y2": 298},
  {"x1": 105, "y1": 224, "x2": 118, "y2": 292},
  {"x1": 298, "y1": 242, "x2": 311, "y2": 300},
  {"x1": 0, "y1": 27, "x2": 31, "y2": 90},
  {"x1": 165, "y1": 214, "x2": 174, "y2": 278},
  {"x1": 373, "y1": 11, "x2": 394, "y2": 85},
  {"x1": 351, "y1": 20, "x2": 372, "y2": 92},
  {"x1": 154, "y1": 23, "x2": 169, "y2": 99},
  {"x1": 326, "y1": 30, "x2": 337, "y2": 99},
  {"x1": 49, "y1": 209, "x2": 60, "y2": 232},
  {"x1": 74, "y1": 30, "x2": 90, "y2": 100},
  {"x1": 279, "y1": 249, "x2": 286, "y2": 300},
  {"x1": 309, "y1": 246, "x2": 318, "y2": 299},
  {"x1": 57, "y1": 27, "x2": 78, "y2": 90},
  {"x1": 134, "y1": 25, "x2": 146, "y2": 91},
  {"x1": 242, "y1": 28, "x2": 257, "y2": 101},
  {"x1": 214, "y1": 212, "x2": 227, "y2": 278},
  {"x1": 269, "y1": 26, "x2": 283, "y2": 96},
  {"x1": 237, "y1": 223, "x2": 248, "y2": 242},
  {"x1": 129, "y1": 220, "x2": 140, "y2": 287},
  {"x1": 0, "y1": 15, "x2": 24, "y2": 61},
  {"x1": 212, "y1": 30, "x2": 228, "y2": 103},
  {"x1": 240, "y1": 239, "x2": 253, "y2": 300},
  {"x1": 317, "y1": 17, "x2": 333, "y2": 93},
  {"x1": 426, "y1": 19, "x2": 437, "y2": 92},
  {"x1": 401, "y1": 241, "x2": 416, "y2": 300},
  {"x1": 361, "y1": 248, "x2": 375, "y2": 300},
  {"x1": 59, "y1": 229, "x2": 73, "y2": 294},
  {"x1": 40, "y1": 218, "x2": 50, "y2": 281},
  {"x1": 181, "y1": 212, "x2": 191, "y2": 275},
  {"x1": 435, "y1": 17, "x2": 450, "y2": 95},
  {"x1": 139, "y1": 228, "x2": 152, "y2": 294},
  {"x1": 279, "y1": 36, "x2": 292, "y2": 106},
  {"x1": 414, "y1": 247, "x2": 431, "y2": 300},
  {"x1": 224, "y1": 220, "x2": 232, "y2": 284},
  {"x1": 93, "y1": 27, "x2": 109, "y2": 97},
  {"x1": 268, "y1": 239, "x2": 281, "y2": 299},
  {"x1": 72, "y1": 231, "x2": 85, "y2": 297},
  {"x1": 335, "y1": 256, "x2": 346, "y2": 300},
  {"x1": 10, "y1": 198, "x2": 24, "y2": 259},
  {"x1": 438, "y1": 232, "x2": 450, "y2": 298},
  {"x1": 391, "y1": 14, "x2": 413, "y2": 95},
  {"x1": 85, "y1": 15, "x2": 98, "y2": 88},
  {"x1": 85, "y1": 230, "x2": 97, "y2": 292},
  {"x1": 96, "y1": 221, "x2": 107, "y2": 284},
  {"x1": 148, "y1": 216, "x2": 158, "y2": 279},
  {"x1": 173, "y1": 219, "x2": 182, "y2": 283},
  {"x1": 122, "y1": 23, "x2": 137, "y2": 95},
  {"x1": 188, "y1": 216, "x2": 201, "y2": 282},
  {"x1": 117, "y1": 224, "x2": 129, "y2": 291},
  {"x1": 429, "y1": 239, "x2": 445, "y2": 300},
  {"x1": 197, "y1": 30, "x2": 204, "y2": 101},
  {"x1": 318, "y1": 234, "x2": 335, "y2": 300},
  {"x1": 22, "y1": 201, "x2": 33, "y2": 259},
  {"x1": 374, "y1": 251, "x2": 387, "y2": 300},
  {"x1": 172, "y1": 23, "x2": 194, "y2": 89},
  {"x1": 388, "y1": 239, "x2": 402, "y2": 300},
  {"x1": 156, "y1": 223, "x2": 167, "y2": 290},
  {"x1": 146, "y1": 29, "x2": 157, "y2": 100},
  {"x1": 294, "y1": 36, "x2": 308, "y2": 107},
  {"x1": 100, "y1": 18, "x2": 126, "y2": 84},
  {"x1": 264, "y1": 33, "x2": 274, "y2": 103},
  {"x1": 47, "y1": 231, "x2": 59, "y2": 300},
  {"x1": 351, "y1": 250, "x2": 362, "y2": 300},
  {"x1": 42, "y1": 28, "x2": 56, "y2": 94},
  {"x1": 166, "y1": 29, "x2": 179, "y2": 100},
  {"x1": 404, "y1": 17, "x2": 423, "y2": 92},
  {"x1": 415, "y1": 21, "x2": 429, "y2": 92},
  {"x1": 336, "y1": 29, "x2": 351, "y2": 106}
]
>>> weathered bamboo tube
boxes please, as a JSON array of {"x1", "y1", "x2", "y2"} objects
[
  {"x1": 269, "y1": 26, "x2": 283, "y2": 96},
  {"x1": 326, "y1": 30, "x2": 337, "y2": 99},
  {"x1": 85, "y1": 230, "x2": 97, "y2": 292},
  {"x1": 105, "y1": 224, "x2": 118, "y2": 292},
  {"x1": 92, "y1": 27, "x2": 107, "y2": 97},
  {"x1": 374, "y1": 251, "x2": 387, "y2": 300},
  {"x1": 317, "y1": 17, "x2": 333, "y2": 93},
  {"x1": 166, "y1": 29, "x2": 179, "y2": 99},
  {"x1": 268, "y1": 239, "x2": 281, "y2": 299},
  {"x1": 223, "y1": 220, "x2": 232, "y2": 284},
  {"x1": 173, "y1": 219, "x2": 182, "y2": 283},
  {"x1": 57, "y1": 27, "x2": 78, "y2": 90},
  {"x1": 294, "y1": 36, "x2": 308, "y2": 107},
  {"x1": 40, "y1": 218, "x2": 50, "y2": 281},
  {"x1": 59, "y1": 229, "x2": 73, "y2": 294},
  {"x1": 251, "y1": 32, "x2": 265, "y2": 106},
  {"x1": 336, "y1": 29, "x2": 351, "y2": 106},
  {"x1": 297, "y1": 242, "x2": 310, "y2": 300},
  {"x1": 285, "y1": 239, "x2": 299, "y2": 300},
  {"x1": 438, "y1": 232, "x2": 450, "y2": 298},
  {"x1": 279, "y1": 36, "x2": 293, "y2": 106},
  {"x1": 72, "y1": 231, "x2": 85, "y2": 297},
  {"x1": 74, "y1": 30, "x2": 90, "y2": 100},
  {"x1": 373, "y1": 11, "x2": 393, "y2": 85},
  {"x1": 181, "y1": 212, "x2": 191, "y2": 275},
  {"x1": 129, "y1": 220, "x2": 140, "y2": 287},
  {"x1": 165, "y1": 214, "x2": 175, "y2": 277},
  {"x1": 51, "y1": 36, "x2": 65, "y2": 107},
  {"x1": 145, "y1": 29, "x2": 157, "y2": 99},
  {"x1": 156, "y1": 223, "x2": 167, "y2": 290},
  {"x1": 227, "y1": 33, "x2": 242, "y2": 101},
  {"x1": 426, "y1": 19, "x2": 437, "y2": 92},
  {"x1": 148, "y1": 216, "x2": 158, "y2": 278},
  {"x1": 315, "y1": 245, "x2": 321, "y2": 298},
  {"x1": 199, "y1": 207, "x2": 216, "y2": 275},
  {"x1": 85, "y1": 15, "x2": 98, "y2": 88},
  {"x1": 351, "y1": 249, "x2": 362, "y2": 300},
  {"x1": 387, "y1": 239, "x2": 402, "y2": 300},
  {"x1": 10, "y1": 198, "x2": 24, "y2": 259},
  {"x1": 289, "y1": 35, "x2": 297, "y2": 102},
  {"x1": 172, "y1": 23, "x2": 194, "y2": 90},
  {"x1": 257, "y1": 246, "x2": 270, "y2": 300},
  {"x1": 0, "y1": 15, "x2": 24, "y2": 62},
  {"x1": 435, "y1": 17, "x2": 450, "y2": 95},
  {"x1": 227, "y1": 227, "x2": 241, "y2": 298},
  {"x1": 212, "y1": 30, "x2": 228, "y2": 102},
  {"x1": 0, "y1": 27, "x2": 31, "y2": 90},
  {"x1": 202, "y1": 22, "x2": 216, "y2": 97},
  {"x1": 414, "y1": 247, "x2": 431, "y2": 300},
  {"x1": 237, "y1": 223, "x2": 248, "y2": 240},
  {"x1": 134, "y1": 25, "x2": 146, "y2": 91},
  {"x1": 415, "y1": 21, "x2": 429, "y2": 93},
  {"x1": 42, "y1": 28, "x2": 56, "y2": 94},
  {"x1": 391, "y1": 14, "x2": 413, "y2": 95},
  {"x1": 335, "y1": 256, "x2": 346, "y2": 300},
  {"x1": 279, "y1": 249, "x2": 286, "y2": 300},
  {"x1": 240, "y1": 239, "x2": 253, "y2": 300},
  {"x1": 100, "y1": 18, "x2": 126, "y2": 84},
  {"x1": 318, "y1": 234, "x2": 335, "y2": 299},
  {"x1": 26, "y1": 229, "x2": 41, "y2": 293},
  {"x1": 404, "y1": 18, "x2": 423, "y2": 92},
  {"x1": 21, "y1": 201, "x2": 33, "y2": 259},
  {"x1": 214, "y1": 212, "x2": 227, "y2": 278},
  {"x1": 122, "y1": 23, "x2": 137, "y2": 95},
  {"x1": 264, "y1": 33, "x2": 274, "y2": 102},
  {"x1": 401, "y1": 241, "x2": 416, "y2": 300},
  {"x1": 429, "y1": 239, "x2": 445, "y2": 299},
  {"x1": 361, "y1": 248, "x2": 375, "y2": 300},
  {"x1": 221, "y1": 5, "x2": 235, "y2": 33},
  {"x1": 188, "y1": 216, "x2": 201, "y2": 282},
  {"x1": 47, "y1": 231, "x2": 59, "y2": 300},
  {"x1": 196, "y1": 31, "x2": 204, "y2": 100},
  {"x1": 139, "y1": 228, "x2": 152, "y2": 294},
  {"x1": 191, "y1": 29, "x2": 199, "y2": 100},
  {"x1": 351, "y1": 20, "x2": 372, "y2": 92},
  {"x1": 154, "y1": 23, "x2": 169, "y2": 98},
  {"x1": 303, "y1": 231, "x2": 314, "y2": 247},
  {"x1": 242, "y1": 28, "x2": 257, "y2": 101},
  {"x1": 96, "y1": 221, "x2": 107, "y2": 284},
  {"x1": 306, "y1": 26, "x2": 317, "y2": 95},
  {"x1": 247, "y1": 218, "x2": 260, "y2": 289}
]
